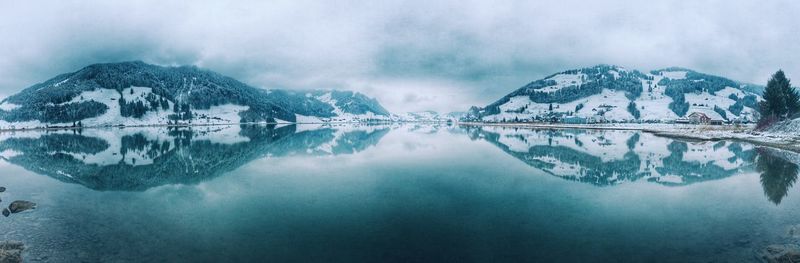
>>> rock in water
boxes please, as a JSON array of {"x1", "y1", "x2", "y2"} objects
[
  {"x1": 0, "y1": 241, "x2": 24, "y2": 263},
  {"x1": 1, "y1": 209, "x2": 8, "y2": 217},
  {"x1": 758, "y1": 244, "x2": 800, "y2": 263},
  {"x1": 0, "y1": 187, "x2": 6, "y2": 193},
  {"x1": 8, "y1": 201, "x2": 35, "y2": 214}
]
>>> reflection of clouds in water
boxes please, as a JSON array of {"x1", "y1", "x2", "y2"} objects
[{"x1": 402, "y1": 141, "x2": 434, "y2": 151}]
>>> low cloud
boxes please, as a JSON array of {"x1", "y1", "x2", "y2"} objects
[{"x1": 1, "y1": 0, "x2": 799, "y2": 113}]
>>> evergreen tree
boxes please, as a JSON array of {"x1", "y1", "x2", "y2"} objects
[
  {"x1": 627, "y1": 102, "x2": 640, "y2": 119},
  {"x1": 760, "y1": 70, "x2": 799, "y2": 120},
  {"x1": 713, "y1": 105, "x2": 727, "y2": 120}
]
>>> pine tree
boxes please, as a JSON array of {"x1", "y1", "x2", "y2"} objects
[{"x1": 760, "y1": 70, "x2": 799, "y2": 120}]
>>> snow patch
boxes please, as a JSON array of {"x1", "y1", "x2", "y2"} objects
[{"x1": 0, "y1": 102, "x2": 20, "y2": 111}]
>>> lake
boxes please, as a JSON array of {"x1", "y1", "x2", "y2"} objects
[{"x1": 0, "y1": 124, "x2": 798, "y2": 262}]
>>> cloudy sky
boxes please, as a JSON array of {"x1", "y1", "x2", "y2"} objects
[{"x1": 1, "y1": 0, "x2": 799, "y2": 113}]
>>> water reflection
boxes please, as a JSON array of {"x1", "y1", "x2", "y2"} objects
[
  {"x1": 464, "y1": 126, "x2": 758, "y2": 186},
  {"x1": 463, "y1": 125, "x2": 800, "y2": 204},
  {"x1": 0, "y1": 124, "x2": 389, "y2": 191},
  {"x1": 2, "y1": 124, "x2": 800, "y2": 206},
  {"x1": 3, "y1": 124, "x2": 800, "y2": 262},
  {"x1": 757, "y1": 148, "x2": 799, "y2": 204}
]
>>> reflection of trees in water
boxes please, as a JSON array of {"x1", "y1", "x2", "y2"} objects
[
  {"x1": 0, "y1": 124, "x2": 390, "y2": 191},
  {"x1": 757, "y1": 148, "x2": 799, "y2": 205},
  {"x1": 120, "y1": 133, "x2": 172, "y2": 161},
  {"x1": 464, "y1": 126, "x2": 760, "y2": 186},
  {"x1": 1, "y1": 133, "x2": 109, "y2": 155}
]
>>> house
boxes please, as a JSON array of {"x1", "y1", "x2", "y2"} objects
[
  {"x1": 687, "y1": 110, "x2": 726, "y2": 125},
  {"x1": 688, "y1": 112, "x2": 711, "y2": 124}
]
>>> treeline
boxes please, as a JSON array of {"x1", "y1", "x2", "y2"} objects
[
  {"x1": 0, "y1": 101, "x2": 108, "y2": 124},
  {"x1": 1, "y1": 61, "x2": 297, "y2": 123},
  {"x1": 657, "y1": 70, "x2": 759, "y2": 116},
  {"x1": 482, "y1": 65, "x2": 647, "y2": 116},
  {"x1": 119, "y1": 89, "x2": 170, "y2": 118}
]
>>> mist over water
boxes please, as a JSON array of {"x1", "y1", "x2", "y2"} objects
[{"x1": 0, "y1": 124, "x2": 798, "y2": 262}]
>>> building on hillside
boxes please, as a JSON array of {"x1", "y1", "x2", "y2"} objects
[
  {"x1": 687, "y1": 109, "x2": 725, "y2": 125},
  {"x1": 687, "y1": 112, "x2": 711, "y2": 124}
]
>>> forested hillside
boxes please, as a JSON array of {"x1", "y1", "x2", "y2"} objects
[
  {"x1": 464, "y1": 65, "x2": 763, "y2": 123},
  {"x1": 0, "y1": 61, "x2": 392, "y2": 128}
]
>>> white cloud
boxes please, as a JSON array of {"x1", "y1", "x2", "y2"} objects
[{"x1": 1, "y1": 0, "x2": 799, "y2": 112}]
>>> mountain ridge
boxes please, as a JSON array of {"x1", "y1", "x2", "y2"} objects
[
  {"x1": 464, "y1": 65, "x2": 764, "y2": 123},
  {"x1": 0, "y1": 61, "x2": 393, "y2": 129}
]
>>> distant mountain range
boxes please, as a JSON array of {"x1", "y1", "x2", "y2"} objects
[
  {"x1": 0, "y1": 61, "x2": 395, "y2": 129},
  {"x1": 392, "y1": 111, "x2": 465, "y2": 122},
  {"x1": 0, "y1": 62, "x2": 769, "y2": 128},
  {"x1": 464, "y1": 65, "x2": 764, "y2": 123}
]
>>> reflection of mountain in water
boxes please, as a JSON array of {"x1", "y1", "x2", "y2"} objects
[
  {"x1": 0, "y1": 124, "x2": 389, "y2": 191},
  {"x1": 464, "y1": 126, "x2": 758, "y2": 186}
]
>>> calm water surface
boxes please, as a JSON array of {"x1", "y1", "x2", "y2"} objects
[{"x1": 0, "y1": 124, "x2": 798, "y2": 262}]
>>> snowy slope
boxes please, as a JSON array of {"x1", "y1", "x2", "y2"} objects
[
  {"x1": 466, "y1": 65, "x2": 762, "y2": 123},
  {"x1": 393, "y1": 111, "x2": 449, "y2": 122},
  {"x1": 0, "y1": 62, "x2": 395, "y2": 129},
  {"x1": 293, "y1": 90, "x2": 392, "y2": 123}
]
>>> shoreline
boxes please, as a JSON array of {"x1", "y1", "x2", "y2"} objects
[
  {"x1": 458, "y1": 121, "x2": 800, "y2": 153},
  {"x1": 0, "y1": 120, "x2": 441, "y2": 133},
  {"x1": 4, "y1": 120, "x2": 798, "y2": 153}
]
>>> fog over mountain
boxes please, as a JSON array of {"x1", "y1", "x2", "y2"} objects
[{"x1": 1, "y1": 0, "x2": 799, "y2": 113}]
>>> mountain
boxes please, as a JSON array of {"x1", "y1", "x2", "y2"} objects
[
  {"x1": 0, "y1": 61, "x2": 392, "y2": 129},
  {"x1": 464, "y1": 65, "x2": 763, "y2": 123},
  {"x1": 444, "y1": 111, "x2": 467, "y2": 121},
  {"x1": 393, "y1": 111, "x2": 446, "y2": 122}
]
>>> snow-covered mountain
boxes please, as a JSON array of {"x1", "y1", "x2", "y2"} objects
[
  {"x1": 464, "y1": 65, "x2": 763, "y2": 123},
  {"x1": 393, "y1": 111, "x2": 446, "y2": 122},
  {"x1": 0, "y1": 61, "x2": 392, "y2": 129}
]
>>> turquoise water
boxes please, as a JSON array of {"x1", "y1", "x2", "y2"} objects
[{"x1": 0, "y1": 124, "x2": 798, "y2": 262}]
